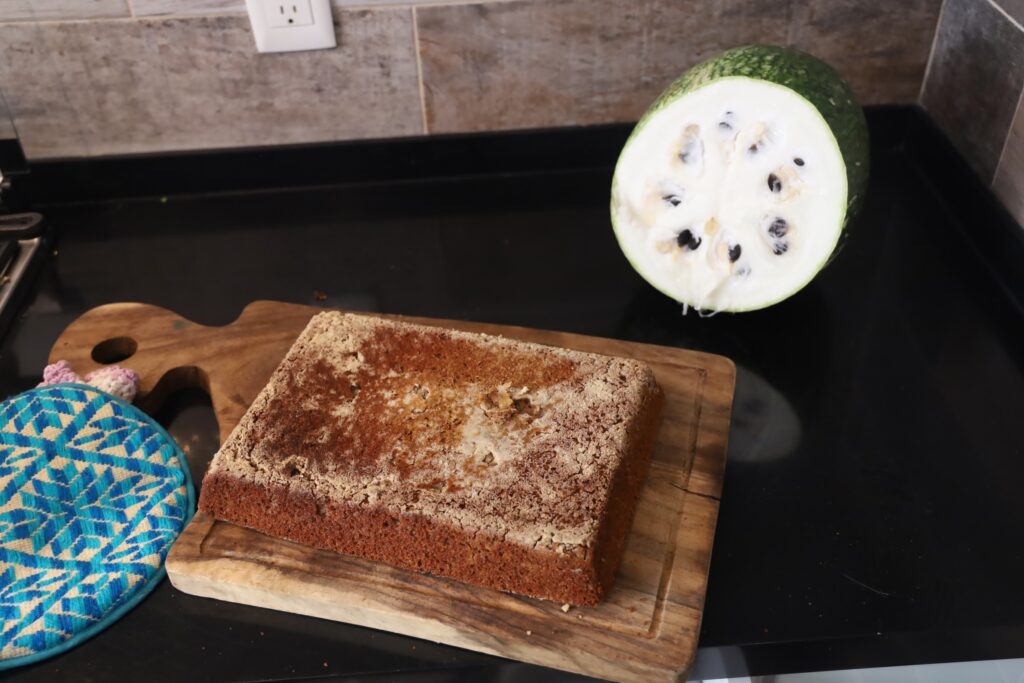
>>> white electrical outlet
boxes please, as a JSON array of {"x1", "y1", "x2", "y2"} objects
[
  {"x1": 245, "y1": 0, "x2": 335, "y2": 53},
  {"x1": 266, "y1": 0, "x2": 313, "y2": 28}
]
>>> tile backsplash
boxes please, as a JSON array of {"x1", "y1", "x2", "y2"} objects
[
  {"x1": 0, "y1": 0, "x2": 941, "y2": 160},
  {"x1": 7, "y1": 0, "x2": 1024, "y2": 231},
  {"x1": 921, "y1": 0, "x2": 1024, "y2": 219},
  {"x1": 0, "y1": 0, "x2": 128, "y2": 22},
  {"x1": 129, "y1": 0, "x2": 243, "y2": 16},
  {"x1": 0, "y1": 12, "x2": 422, "y2": 157},
  {"x1": 416, "y1": 0, "x2": 937, "y2": 134}
]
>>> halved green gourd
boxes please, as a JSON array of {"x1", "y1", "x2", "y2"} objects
[{"x1": 611, "y1": 45, "x2": 869, "y2": 312}]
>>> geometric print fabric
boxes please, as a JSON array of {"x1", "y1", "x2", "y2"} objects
[{"x1": 0, "y1": 384, "x2": 194, "y2": 667}]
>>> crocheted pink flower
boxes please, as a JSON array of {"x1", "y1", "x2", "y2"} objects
[
  {"x1": 39, "y1": 361, "x2": 140, "y2": 403},
  {"x1": 41, "y1": 360, "x2": 82, "y2": 385}
]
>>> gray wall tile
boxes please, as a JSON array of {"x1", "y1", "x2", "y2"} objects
[
  {"x1": 417, "y1": 0, "x2": 786, "y2": 134},
  {"x1": 418, "y1": 0, "x2": 940, "y2": 135},
  {"x1": 993, "y1": 95, "x2": 1024, "y2": 225},
  {"x1": 0, "y1": 0, "x2": 949, "y2": 159},
  {"x1": 0, "y1": 11, "x2": 422, "y2": 158},
  {"x1": 793, "y1": 0, "x2": 941, "y2": 104},
  {"x1": 0, "y1": 0, "x2": 129, "y2": 22},
  {"x1": 921, "y1": 0, "x2": 1024, "y2": 182}
]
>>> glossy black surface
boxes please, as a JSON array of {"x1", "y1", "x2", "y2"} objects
[{"x1": 1, "y1": 107, "x2": 1023, "y2": 681}]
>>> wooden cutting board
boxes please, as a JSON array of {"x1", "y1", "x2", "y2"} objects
[{"x1": 49, "y1": 301, "x2": 735, "y2": 683}]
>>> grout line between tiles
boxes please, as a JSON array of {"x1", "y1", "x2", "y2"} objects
[
  {"x1": 124, "y1": 0, "x2": 137, "y2": 19},
  {"x1": 993, "y1": 85, "x2": 1024, "y2": 187},
  {"x1": 411, "y1": 6, "x2": 429, "y2": 135},
  {"x1": 918, "y1": 0, "x2": 948, "y2": 104},
  {"x1": 336, "y1": 0, "x2": 518, "y2": 8},
  {"x1": 987, "y1": 0, "x2": 1024, "y2": 32},
  {"x1": 0, "y1": 87, "x2": 20, "y2": 140}
]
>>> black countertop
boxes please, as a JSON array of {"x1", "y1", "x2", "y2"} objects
[{"x1": 2, "y1": 107, "x2": 1023, "y2": 681}]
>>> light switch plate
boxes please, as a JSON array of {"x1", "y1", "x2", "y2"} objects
[{"x1": 245, "y1": 0, "x2": 336, "y2": 53}]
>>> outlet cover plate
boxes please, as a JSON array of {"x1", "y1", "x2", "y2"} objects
[{"x1": 245, "y1": 0, "x2": 336, "y2": 53}]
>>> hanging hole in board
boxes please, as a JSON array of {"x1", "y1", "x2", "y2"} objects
[{"x1": 91, "y1": 337, "x2": 138, "y2": 364}]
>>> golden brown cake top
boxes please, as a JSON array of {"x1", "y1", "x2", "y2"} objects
[{"x1": 207, "y1": 312, "x2": 659, "y2": 554}]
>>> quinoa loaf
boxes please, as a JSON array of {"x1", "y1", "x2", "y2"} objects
[{"x1": 198, "y1": 312, "x2": 664, "y2": 605}]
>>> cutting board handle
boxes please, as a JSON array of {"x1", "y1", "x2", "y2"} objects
[{"x1": 49, "y1": 301, "x2": 319, "y2": 442}]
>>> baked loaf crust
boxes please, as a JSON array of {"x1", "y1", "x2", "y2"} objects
[{"x1": 198, "y1": 312, "x2": 663, "y2": 605}]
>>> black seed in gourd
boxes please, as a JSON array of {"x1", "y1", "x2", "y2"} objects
[
  {"x1": 768, "y1": 217, "x2": 789, "y2": 238},
  {"x1": 676, "y1": 229, "x2": 701, "y2": 250},
  {"x1": 748, "y1": 143, "x2": 759, "y2": 154},
  {"x1": 728, "y1": 244, "x2": 742, "y2": 262},
  {"x1": 794, "y1": 157, "x2": 805, "y2": 166},
  {"x1": 718, "y1": 121, "x2": 732, "y2": 131},
  {"x1": 663, "y1": 194, "x2": 682, "y2": 207},
  {"x1": 772, "y1": 242, "x2": 789, "y2": 255},
  {"x1": 768, "y1": 173, "x2": 782, "y2": 193}
]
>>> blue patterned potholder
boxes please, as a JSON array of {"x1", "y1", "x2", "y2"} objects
[{"x1": 0, "y1": 383, "x2": 194, "y2": 668}]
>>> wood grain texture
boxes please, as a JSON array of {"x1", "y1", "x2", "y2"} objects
[{"x1": 49, "y1": 301, "x2": 735, "y2": 683}]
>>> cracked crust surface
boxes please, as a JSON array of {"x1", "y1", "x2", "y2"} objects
[{"x1": 198, "y1": 312, "x2": 663, "y2": 605}]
